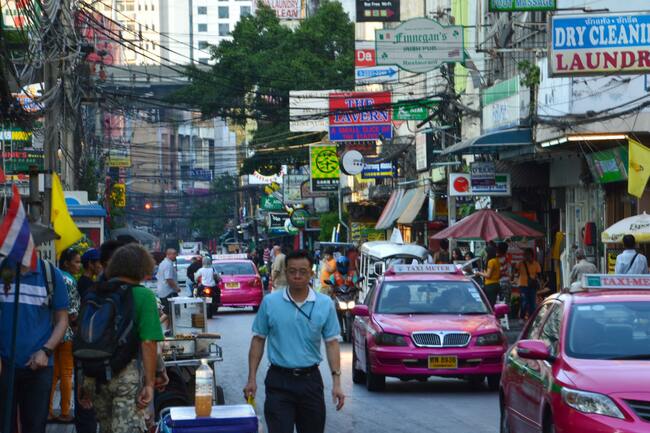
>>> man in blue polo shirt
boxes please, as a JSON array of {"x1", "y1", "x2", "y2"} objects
[
  {"x1": 0, "y1": 257, "x2": 69, "y2": 433},
  {"x1": 244, "y1": 249, "x2": 344, "y2": 433}
]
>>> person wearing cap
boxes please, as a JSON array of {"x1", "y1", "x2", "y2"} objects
[
  {"x1": 570, "y1": 249, "x2": 598, "y2": 283},
  {"x1": 615, "y1": 235, "x2": 649, "y2": 274},
  {"x1": 77, "y1": 249, "x2": 102, "y2": 299}
]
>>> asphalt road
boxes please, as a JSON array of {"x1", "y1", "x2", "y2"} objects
[{"x1": 210, "y1": 308, "x2": 502, "y2": 433}]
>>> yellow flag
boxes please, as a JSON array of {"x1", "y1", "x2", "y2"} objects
[
  {"x1": 628, "y1": 138, "x2": 650, "y2": 198},
  {"x1": 51, "y1": 173, "x2": 83, "y2": 256}
]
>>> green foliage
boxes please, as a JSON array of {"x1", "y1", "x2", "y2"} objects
[
  {"x1": 517, "y1": 60, "x2": 541, "y2": 88},
  {"x1": 79, "y1": 158, "x2": 99, "y2": 201},
  {"x1": 189, "y1": 173, "x2": 238, "y2": 238},
  {"x1": 172, "y1": 1, "x2": 354, "y2": 173},
  {"x1": 319, "y1": 211, "x2": 348, "y2": 242}
]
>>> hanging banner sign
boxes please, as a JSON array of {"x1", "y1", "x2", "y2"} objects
[
  {"x1": 355, "y1": 42, "x2": 376, "y2": 67},
  {"x1": 489, "y1": 0, "x2": 556, "y2": 12},
  {"x1": 393, "y1": 99, "x2": 439, "y2": 121},
  {"x1": 268, "y1": 212, "x2": 289, "y2": 228},
  {"x1": 355, "y1": 66, "x2": 399, "y2": 84},
  {"x1": 470, "y1": 161, "x2": 496, "y2": 188},
  {"x1": 376, "y1": 18, "x2": 464, "y2": 74},
  {"x1": 1, "y1": 149, "x2": 44, "y2": 174},
  {"x1": 259, "y1": 0, "x2": 302, "y2": 19},
  {"x1": 310, "y1": 144, "x2": 340, "y2": 192},
  {"x1": 362, "y1": 159, "x2": 396, "y2": 179},
  {"x1": 550, "y1": 13, "x2": 650, "y2": 76},
  {"x1": 356, "y1": 0, "x2": 400, "y2": 23},
  {"x1": 329, "y1": 91, "x2": 392, "y2": 142}
]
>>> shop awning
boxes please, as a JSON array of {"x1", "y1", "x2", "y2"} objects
[
  {"x1": 397, "y1": 188, "x2": 427, "y2": 224},
  {"x1": 376, "y1": 189, "x2": 421, "y2": 231},
  {"x1": 375, "y1": 189, "x2": 404, "y2": 230},
  {"x1": 441, "y1": 128, "x2": 532, "y2": 155}
]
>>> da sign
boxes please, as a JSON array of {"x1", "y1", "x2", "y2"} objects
[
  {"x1": 550, "y1": 13, "x2": 650, "y2": 76},
  {"x1": 376, "y1": 18, "x2": 464, "y2": 74}
]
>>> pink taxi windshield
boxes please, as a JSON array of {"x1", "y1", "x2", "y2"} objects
[
  {"x1": 376, "y1": 280, "x2": 489, "y2": 315},
  {"x1": 566, "y1": 301, "x2": 650, "y2": 360}
]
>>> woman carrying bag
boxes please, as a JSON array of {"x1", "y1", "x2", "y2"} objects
[{"x1": 518, "y1": 248, "x2": 541, "y2": 320}]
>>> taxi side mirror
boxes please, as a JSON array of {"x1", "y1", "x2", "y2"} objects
[
  {"x1": 516, "y1": 340, "x2": 554, "y2": 362},
  {"x1": 494, "y1": 303, "x2": 509, "y2": 319},
  {"x1": 374, "y1": 262, "x2": 385, "y2": 276},
  {"x1": 352, "y1": 305, "x2": 369, "y2": 317}
]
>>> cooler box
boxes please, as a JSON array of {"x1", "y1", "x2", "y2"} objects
[{"x1": 163, "y1": 405, "x2": 258, "y2": 433}]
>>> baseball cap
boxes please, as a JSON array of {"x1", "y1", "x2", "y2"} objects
[{"x1": 81, "y1": 248, "x2": 101, "y2": 266}]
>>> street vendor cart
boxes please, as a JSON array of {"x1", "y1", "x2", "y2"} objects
[{"x1": 155, "y1": 297, "x2": 225, "y2": 419}]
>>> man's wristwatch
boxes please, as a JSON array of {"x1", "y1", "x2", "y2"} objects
[
  {"x1": 41, "y1": 346, "x2": 53, "y2": 357},
  {"x1": 331, "y1": 370, "x2": 342, "y2": 377}
]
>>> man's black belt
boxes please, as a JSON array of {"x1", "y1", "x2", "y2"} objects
[{"x1": 270, "y1": 364, "x2": 319, "y2": 376}]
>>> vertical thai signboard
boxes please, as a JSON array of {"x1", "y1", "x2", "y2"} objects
[{"x1": 329, "y1": 92, "x2": 392, "y2": 142}]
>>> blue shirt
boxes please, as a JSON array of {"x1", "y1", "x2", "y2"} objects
[
  {"x1": 252, "y1": 288, "x2": 340, "y2": 368},
  {"x1": 0, "y1": 259, "x2": 68, "y2": 368}
]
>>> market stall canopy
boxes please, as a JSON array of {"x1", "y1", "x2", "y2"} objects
[
  {"x1": 602, "y1": 212, "x2": 650, "y2": 243},
  {"x1": 500, "y1": 211, "x2": 545, "y2": 233},
  {"x1": 397, "y1": 187, "x2": 427, "y2": 224},
  {"x1": 440, "y1": 128, "x2": 531, "y2": 155},
  {"x1": 431, "y1": 209, "x2": 544, "y2": 241}
]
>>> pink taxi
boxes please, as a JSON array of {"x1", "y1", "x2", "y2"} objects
[
  {"x1": 213, "y1": 255, "x2": 263, "y2": 312},
  {"x1": 351, "y1": 264, "x2": 508, "y2": 392},
  {"x1": 500, "y1": 274, "x2": 650, "y2": 433}
]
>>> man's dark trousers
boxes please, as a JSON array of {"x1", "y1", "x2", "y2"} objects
[
  {"x1": 264, "y1": 366, "x2": 326, "y2": 433},
  {"x1": 0, "y1": 363, "x2": 53, "y2": 433}
]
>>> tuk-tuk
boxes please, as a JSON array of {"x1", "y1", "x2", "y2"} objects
[{"x1": 358, "y1": 241, "x2": 430, "y2": 300}]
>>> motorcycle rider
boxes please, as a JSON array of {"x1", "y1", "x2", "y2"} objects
[
  {"x1": 328, "y1": 256, "x2": 359, "y2": 294},
  {"x1": 186, "y1": 255, "x2": 202, "y2": 296}
]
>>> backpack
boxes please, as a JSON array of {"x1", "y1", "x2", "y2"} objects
[{"x1": 72, "y1": 278, "x2": 139, "y2": 381}]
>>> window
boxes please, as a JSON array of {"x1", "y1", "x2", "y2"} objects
[
  {"x1": 523, "y1": 302, "x2": 553, "y2": 340},
  {"x1": 240, "y1": 6, "x2": 251, "y2": 16},
  {"x1": 198, "y1": 23, "x2": 208, "y2": 32},
  {"x1": 138, "y1": 4, "x2": 141, "y2": 10},
  {"x1": 218, "y1": 23, "x2": 229, "y2": 36},
  {"x1": 197, "y1": 6, "x2": 207, "y2": 14},
  {"x1": 540, "y1": 303, "x2": 563, "y2": 357},
  {"x1": 198, "y1": 58, "x2": 210, "y2": 65},
  {"x1": 144, "y1": 4, "x2": 148, "y2": 10},
  {"x1": 152, "y1": 24, "x2": 155, "y2": 31},
  {"x1": 198, "y1": 41, "x2": 209, "y2": 50},
  {"x1": 218, "y1": 6, "x2": 229, "y2": 18},
  {"x1": 151, "y1": 3, "x2": 154, "y2": 10}
]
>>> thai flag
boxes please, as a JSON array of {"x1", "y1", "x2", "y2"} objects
[{"x1": 0, "y1": 185, "x2": 37, "y2": 270}]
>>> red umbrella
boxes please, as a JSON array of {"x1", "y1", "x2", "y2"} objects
[{"x1": 431, "y1": 209, "x2": 543, "y2": 241}]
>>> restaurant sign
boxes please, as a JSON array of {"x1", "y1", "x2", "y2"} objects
[{"x1": 550, "y1": 13, "x2": 650, "y2": 76}]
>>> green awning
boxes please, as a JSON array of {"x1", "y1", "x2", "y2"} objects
[{"x1": 500, "y1": 212, "x2": 544, "y2": 233}]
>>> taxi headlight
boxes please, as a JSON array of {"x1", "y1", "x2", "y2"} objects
[
  {"x1": 347, "y1": 300, "x2": 356, "y2": 309},
  {"x1": 476, "y1": 332, "x2": 503, "y2": 346},
  {"x1": 561, "y1": 388, "x2": 624, "y2": 419},
  {"x1": 375, "y1": 332, "x2": 408, "y2": 346},
  {"x1": 337, "y1": 301, "x2": 348, "y2": 310}
]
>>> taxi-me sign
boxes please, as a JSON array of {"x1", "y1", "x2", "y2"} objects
[
  {"x1": 392, "y1": 264, "x2": 457, "y2": 274},
  {"x1": 550, "y1": 13, "x2": 650, "y2": 76},
  {"x1": 583, "y1": 274, "x2": 650, "y2": 289},
  {"x1": 329, "y1": 92, "x2": 392, "y2": 142}
]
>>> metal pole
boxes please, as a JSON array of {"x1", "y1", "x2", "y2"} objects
[
  {"x1": 188, "y1": 0, "x2": 194, "y2": 63},
  {"x1": 338, "y1": 181, "x2": 349, "y2": 242},
  {"x1": 2, "y1": 262, "x2": 22, "y2": 433}
]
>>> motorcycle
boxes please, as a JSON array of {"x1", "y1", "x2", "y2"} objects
[
  {"x1": 194, "y1": 280, "x2": 221, "y2": 319},
  {"x1": 324, "y1": 277, "x2": 363, "y2": 343}
]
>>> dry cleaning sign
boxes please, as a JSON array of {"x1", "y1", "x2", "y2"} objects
[{"x1": 550, "y1": 13, "x2": 650, "y2": 76}]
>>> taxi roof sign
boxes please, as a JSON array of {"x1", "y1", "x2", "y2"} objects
[
  {"x1": 390, "y1": 264, "x2": 459, "y2": 274},
  {"x1": 213, "y1": 253, "x2": 248, "y2": 260},
  {"x1": 582, "y1": 274, "x2": 650, "y2": 290}
]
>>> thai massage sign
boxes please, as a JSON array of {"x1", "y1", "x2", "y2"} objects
[
  {"x1": 550, "y1": 13, "x2": 650, "y2": 76},
  {"x1": 376, "y1": 18, "x2": 464, "y2": 74}
]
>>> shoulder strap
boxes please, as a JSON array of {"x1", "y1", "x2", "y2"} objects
[
  {"x1": 42, "y1": 259, "x2": 55, "y2": 308},
  {"x1": 626, "y1": 253, "x2": 640, "y2": 273}
]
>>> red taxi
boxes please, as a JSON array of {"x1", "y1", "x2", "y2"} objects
[
  {"x1": 213, "y1": 254, "x2": 263, "y2": 312},
  {"x1": 500, "y1": 274, "x2": 650, "y2": 433},
  {"x1": 352, "y1": 264, "x2": 509, "y2": 391}
]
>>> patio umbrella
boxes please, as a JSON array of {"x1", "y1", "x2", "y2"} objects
[
  {"x1": 602, "y1": 212, "x2": 650, "y2": 243},
  {"x1": 431, "y1": 209, "x2": 544, "y2": 241}
]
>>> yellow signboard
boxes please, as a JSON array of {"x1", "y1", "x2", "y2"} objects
[{"x1": 309, "y1": 144, "x2": 339, "y2": 193}]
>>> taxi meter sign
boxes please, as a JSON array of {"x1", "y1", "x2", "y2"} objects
[
  {"x1": 583, "y1": 274, "x2": 650, "y2": 290},
  {"x1": 213, "y1": 254, "x2": 248, "y2": 260},
  {"x1": 392, "y1": 264, "x2": 458, "y2": 274}
]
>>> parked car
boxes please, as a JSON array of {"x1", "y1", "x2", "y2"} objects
[{"x1": 213, "y1": 255, "x2": 263, "y2": 311}]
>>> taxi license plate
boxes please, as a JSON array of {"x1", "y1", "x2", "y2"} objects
[
  {"x1": 204, "y1": 297, "x2": 212, "y2": 304},
  {"x1": 225, "y1": 282, "x2": 240, "y2": 289},
  {"x1": 428, "y1": 356, "x2": 458, "y2": 369}
]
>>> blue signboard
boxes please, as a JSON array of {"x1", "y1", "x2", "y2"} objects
[
  {"x1": 362, "y1": 159, "x2": 396, "y2": 179},
  {"x1": 355, "y1": 66, "x2": 399, "y2": 84},
  {"x1": 330, "y1": 125, "x2": 393, "y2": 142},
  {"x1": 190, "y1": 168, "x2": 213, "y2": 181}
]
